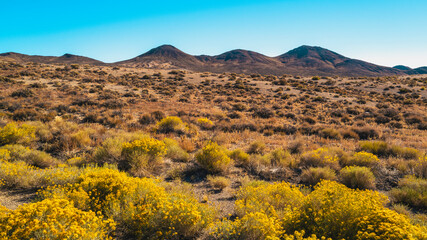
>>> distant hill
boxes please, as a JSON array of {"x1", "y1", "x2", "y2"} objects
[
  {"x1": 393, "y1": 65, "x2": 412, "y2": 71},
  {"x1": 196, "y1": 49, "x2": 284, "y2": 74},
  {"x1": 393, "y1": 65, "x2": 427, "y2": 75},
  {"x1": 2, "y1": 45, "x2": 425, "y2": 76},
  {"x1": 0, "y1": 52, "x2": 104, "y2": 65}
]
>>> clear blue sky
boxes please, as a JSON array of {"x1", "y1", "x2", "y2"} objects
[{"x1": 1, "y1": 0, "x2": 426, "y2": 67}]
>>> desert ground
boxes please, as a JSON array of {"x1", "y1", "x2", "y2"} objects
[{"x1": 0, "y1": 60, "x2": 426, "y2": 239}]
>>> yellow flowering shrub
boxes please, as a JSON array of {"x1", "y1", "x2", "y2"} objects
[
  {"x1": 0, "y1": 204, "x2": 9, "y2": 218},
  {"x1": 39, "y1": 168, "x2": 164, "y2": 215},
  {"x1": 300, "y1": 147, "x2": 346, "y2": 170},
  {"x1": 235, "y1": 181, "x2": 304, "y2": 219},
  {"x1": 347, "y1": 151, "x2": 380, "y2": 168},
  {"x1": 0, "y1": 122, "x2": 35, "y2": 146},
  {"x1": 0, "y1": 160, "x2": 40, "y2": 189},
  {"x1": 209, "y1": 212, "x2": 284, "y2": 240},
  {"x1": 288, "y1": 180, "x2": 426, "y2": 240},
  {"x1": 196, "y1": 141, "x2": 233, "y2": 174},
  {"x1": 121, "y1": 138, "x2": 167, "y2": 158},
  {"x1": 0, "y1": 160, "x2": 82, "y2": 189},
  {"x1": 197, "y1": 117, "x2": 214, "y2": 129},
  {"x1": 132, "y1": 192, "x2": 214, "y2": 239},
  {"x1": 283, "y1": 231, "x2": 329, "y2": 240},
  {"x1": 39, "y1": 168, "x2": 214, "y2": 239},
  {"x1": 156, "y1": 116, "x2": 188, "y2": 134},
  {"x1": 40, "y1": 164, "x2": 82, "y2": 186},
  {"x1": 0, "y1": 198, "x2": 115, "y2": 240},
  {"x1": 0, "y1": 148, "x2": 10, "y2": 160}
]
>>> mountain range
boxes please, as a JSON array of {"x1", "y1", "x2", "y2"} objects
[
  {"x1": 0, "y1": 52, "x2": 104, "y2": 65},
  {"x1": 1, "y1": 45, "x2": 426, "y2": 76}
]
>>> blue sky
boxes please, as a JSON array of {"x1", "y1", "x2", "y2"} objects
[{"x1": 1, "y1": 0, "x2": 426, "y2": 67}]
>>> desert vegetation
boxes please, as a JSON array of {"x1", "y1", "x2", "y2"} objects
[{"x1": 0, "y1": 60, "x2": 426, "y2": 239}]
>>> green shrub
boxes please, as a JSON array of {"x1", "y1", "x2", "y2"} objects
[
  {"x1": 263, "y1": 148, "x2": 294, "y2": 168},
  {"x1": 207, "y1": 175, "x2": 230, "y2": 191},
  {"x1": 389, "y1": 175, "x2": 427, "y2": 210},
  {"x1": 92, "y1": 132, "x2": 150, "y2": 165},
  {"x1": 92, "y1": 136, "x2": 127, "y2": 165},
  {"x1": 156, "y1": 116, "x2": 187, "y2": 134},
  {"x1": 338, "y1": 166, "x2": 376, "y2": 190},
  {"x1": 341, "y1": 129, "x2": 360, "y2": 140},
  {"x1": 300, "y1": 147, "x2": 347, "y2": 170},
  {"x1": 196, "y1": 142, "x2": 232, "y2": 174},
  {"x1": 359, "y1": 141, "x2": 389, "y2": 157},
  {"x1": 163, "y1": 138, "x2": 190, "y2": 162},
  {"x1": 121, "y1": 137, "x2": 167, "y2": 176},
  {"x1": 352, "y1": 127, "x2": 379, "y2": 140},
  {"x1": 319, "y1": 128, "x2": 341, "y2": 140},
  {"x1": 229, "y1": 149, "x2": 250, "y2": 166},
  {"x1": 359, "y1": 141, "x2": 421, "y2": 159},
  {"x1": 0, "y1": 144, "x2": 59, "y2": 168},
  {"x1": 244, "y1": 154, "x2": 269, "y2": 172},
  {"x1": 390, "y1": 146, "x2": 421, "y2": 160},
  {"x1": 415, "y1": 155, "x2": 427, "y2": 178},
  {"x1": 247, "y1": 140, "x2": 266, "y2": 154},
  {"x1": 301, "y1": 167, "x2": 337, "y2": 186},
  {"x1": 70, "y1": 129, "x2": 93, "y2": 148}
]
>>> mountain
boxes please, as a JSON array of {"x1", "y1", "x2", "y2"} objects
[
  {"x1": 117, "y1": 45, "x2": 203, "y2": 69},
  {"x1": 117, "y1": 45, "x2": 405, "y2": 76},
  {"x1": 0, "y1": 52, "x2": 104, "y2": 65},
  {"x1": 2, "y1": 45, "x2": 424, "y2": 76},
  {"x1": 277, "y1": 46, "x2": 402, "y2": 76}
]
